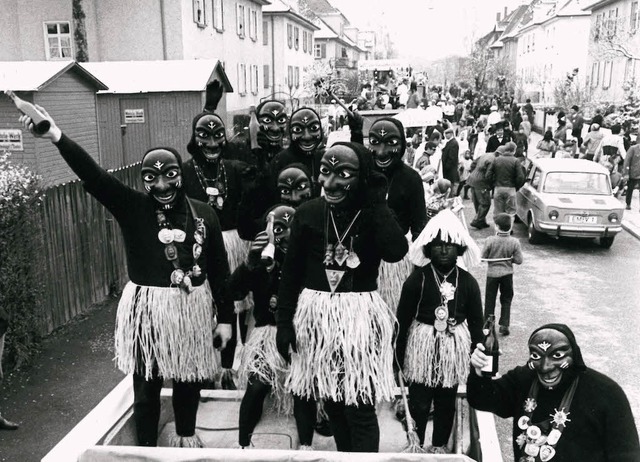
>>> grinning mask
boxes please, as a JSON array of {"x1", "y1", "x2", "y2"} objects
[
  {"x1": 277, "y1": 165, "x2": 312, "y2": 207},
  {"x1": 290, "y1": 108, "x2": 323, "y2": 155},
  {"x1": 257, "y1": 100, "x2": 288, "y2": 151},
  {"x1": 368, "y1": 118, "x2": 406, "y2": 170},
  {"x1": 189, "y1": 113, "x2": 227, "y2": 163},
  {"x1": 318, "y1": 145, "x2": 360, "y2": 207},
  {"x1": 527, "y1": 329, "x2": 575, "y2": 390},
  {"x1": 141, "y1": 148, "x2": 184, "y2": 209},
  {"x1": 425, "y1": 236, "x2": 460, "y2": 273},
  {"x1": 269, "y1": 205, "x2": 296, "y2": 252}
]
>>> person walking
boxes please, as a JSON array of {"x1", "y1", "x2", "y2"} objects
[
  {"x1": 569, "y1": 105, "x2": 585, "y2": 148},
  {"x1": 480, "y1": 213, "x2": 523, "y2": 336},
  {"x1": 442, "y1": 128, "x2": 460, "y2": 192},
  {"x1": 623, "y1": 141, "x2": 640, "y2": 211},
  {"x1": 580, "y1": 123, "x2": 604, "y2": 161},
  {"x1": 486, "y1": 142, "x2": 525, "y2": 219},
  {"x1": 467, "y1": 150, "x2": 496, "y2": 229}
]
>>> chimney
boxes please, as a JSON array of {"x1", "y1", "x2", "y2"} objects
[
  {"x1": 504, "y1": 6, "x2": 508, "y2": 18},
  {"x1": 496, "y1": 12, "x2": 501, "y2": 22}
]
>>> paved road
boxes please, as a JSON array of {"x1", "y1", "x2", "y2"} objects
[
  {"x1": 1, "y1": 194, "x2": 638, "y2": 462},
  {"x1": 461, "y1": 201, "x2": 640, "y2": 461}
]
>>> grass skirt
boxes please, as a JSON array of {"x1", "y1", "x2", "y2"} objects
[
  {"x1": 403, "y1": 320, "x2": 471, "y2": 388},
  {"x1": 114, "y1": 281, "x2": 219, "y2": 382},
  {"x1": 239, "y1": 325, "x2": 292, "y2": 414},
  {"x1": 287, "y1": 289, "x2": 396, "y2": 406},
  {"x1": 377, "y1": 253, "x2": 413, "y2": 314},
  {"x1": 223, "y1": 229, "x2": 253, "y2": 314}
]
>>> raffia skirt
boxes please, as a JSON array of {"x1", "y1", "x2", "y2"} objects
[
  {"x1": 287, "y1": 289, "x2": 396, "y2": 406},
  {"x1": 403, "y1": 320, "x2": 471, "y2": 388},
  {"x1": 239, "y1": 325, "x2": 292, "y2": 414},
  {"x1": 377, "y1": 234, "x2": 413, "y2": 313},
  {"x1": 223, "y1": 229, "x2": 253, "y2": 313},
  {"x1": 114, "y1": 280, "x2": 219, "y2": 382}
]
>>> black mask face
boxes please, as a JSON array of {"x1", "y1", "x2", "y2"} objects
[
  {"x1": 528, "y1": 329, "x2": 575, "y2": 390},
  {"x1": 270, "y1": 205, "x2": 296, "y2": 252},
  {"x1": 369, "y1": 120, "x2": 403, "y2": 169},
  {"x1": 277, "y1": 167, "x2": 312, "y2": 207},
  {"x1": 318, "y1": 145, "x2": 360, "y2": 206},
  {"x1": 193, "y1": 114, "x2": 227, "y2": 163},
  {"x1": 427, "y1": 238, "x2": 458, "y2": 273},
  {"x1": 141, "y1": 149, "x2": 183, "y2": 209},
  {"x1": 257, "y1": 101, "x2": 288, "y2": 150},
  {"x1": 290, "y1": 109, "x2": 323, "y2": 155}
]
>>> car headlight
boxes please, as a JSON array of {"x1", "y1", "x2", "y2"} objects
[
  {"x1": 608, "y1": 212, "x2": 619, "y2": 223},
  {"x1": 548, "y1": 210, "x2": 559, "y2": 220}
]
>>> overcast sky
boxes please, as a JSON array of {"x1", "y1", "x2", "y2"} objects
[{"x1": 329, "y1": 0, "x2": 528, "y2": 60}]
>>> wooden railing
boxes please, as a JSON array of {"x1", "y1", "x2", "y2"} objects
[{"x1": 38, "y1": 163, "x2": 141, "y2": 333}]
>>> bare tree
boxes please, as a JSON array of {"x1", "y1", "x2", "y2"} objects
[{"x1": 590, "y1": 10, "x2": 640, "y2": 61}]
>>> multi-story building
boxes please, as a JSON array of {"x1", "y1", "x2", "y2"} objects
[
  {"x1": 263, "y1": 0, "x2": 319, "y2": 106},
  {"x1": 0, "y1": 0, "x2": 270, "y2": 125},
  {"x1": 585, "y1": 0, "x2": 640, "y2": 104}
]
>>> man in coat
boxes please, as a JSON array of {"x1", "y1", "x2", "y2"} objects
[{"x1": 441, "y1": 128, "x2": 460, "y2": 193}]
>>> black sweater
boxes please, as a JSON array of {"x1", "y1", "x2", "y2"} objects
[
  {"x1": 468, "y1": 366, "x2": 640, "y2": 462},
  {"x1": 229, "y1": 259, "x2": 282, "y2": 328},
  {"x1": 396, "y1": 264, "x2": 484, "y2": 366},
  {"x1": 382, "y1": 162, "x2": 427, "y2": 241},
  {"x1": 181, "y1": 158, "x2": 247, "y2": 231},
  {"x1": 54, "y1": 134, "x2": 233, "y2": 324},
  {"x1": 276, "y1": 198, "x2": 408, "y2": 326}
]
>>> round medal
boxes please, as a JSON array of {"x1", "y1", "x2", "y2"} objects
[
  {"x1": 526, "y1": 425, "x2": 541, "y2": 440},
  {"x1": 434, "y1": 305, "x2": 448, "y2": 320},
  {"x1": 158, "y1": 228, "x2": 174, "y2": 244},
  {"x1": 193, "y1": 243, "x2": 202, "y2": 260},
  {"x1": 434, "y1": 318, "x2": 448, "y2": 332},
  {"x1": 346, "y1": 251, "x2": 360, "y2": 269},
  {"x1": 170, "y1": 269, "x2": 185, "y2": 285},
  {"x1": 524, "y1": 443, "x2": 539, "y2": 457},
  {"x1": 269, "y1": 295, "x2": 278, "y2": 311},
  {"x1": 191, "y1": 264, "x2": 202, "y2": 278},
  {"x1": 517, "y1": 416, "x2": 530, "y2": 430},
  {"x1": 216, "y1": 196, "x2": 224, "y2": 209},
  {"x1": 206, "y1": 187, "x2": 219, "y2": 196},
  {"x1": 173, "y1": 229, "x2": 187, "y2": 243}
]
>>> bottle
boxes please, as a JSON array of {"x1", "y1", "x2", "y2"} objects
[
  {"x1": 260, "y1": 212, "x2": 276, "y2": 266},
  {"x1": 248, "y1": 105, "x2": 260, "y2": 150},
  {"x1": 481, "y1": 315, "x2": 500, "y2": 377},
  {"x1": 5, "y1": 90, "x2": 51, "y2": 135}
]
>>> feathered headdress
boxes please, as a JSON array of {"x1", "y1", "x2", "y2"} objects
[{"x1": 408, "y1": 209, "x2": 480, "y2": 268}]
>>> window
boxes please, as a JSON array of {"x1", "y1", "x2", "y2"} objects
[
  {"x1": 625, "y1": 58, "x2": 636, "y2": 82},
  {"x1": 193, "y1": 0, "x2": 206, "y2": 27},
  {"x1": 263, "y1": 20, "x2": 269, "y2": 45},
  {"x1": 44, "y1": 22, "x2": 73, "y2": 59},
  {"x1": 250, "y1": 9, "x2": 258, "y2": 40},
  {"x1": 287, "y1": 24, "x2": 293, "y2": 48},
  {"x1": 341, "y1": 47, "x2": 348, "y2": 58},
  {"x1": 294, "y1": 27, "x2": 299, "y2": 50},
  {"x1": 263, "y1": 64, "x2": 270, "y2": 88},
  {"x1": 606, "y1": 8, "x2": 618, "y2": 37},
  {"x1": 591, "y1": 61, "x2": 600, "y2": 87},
  {"x1": 295, "y1": 66, "x2": 300, "y2": 88},
  {"x1": 213, "y1": 0, "x2": 224, "y2": 31},
  {"x1": 287, "y1": 65, "x2": 293, "y2": 87},
  {"x1": 303, "y1": 31, "x2": 308, "y2": 52},
  {"x1": 250, "y1": 64, "x2": 258, "y2": 94},
  {"x1": 238, "y1": 63, "x2": 247, "y2": 95},
  {"x1": 603, "y1": 61, "x2": 613, "y2": 89},
  {"x1": 631, "y1": 2, "x2": 639, "y2": 33},
  {"x1": 308, "y1": 32, "x2": 313, "y2": 54},
  {"x1": 237, "y1": 4, "x2": 246, "y2": 38},
  {"x1": 315, "y1": 43, "x2": 326, "y2": 58},
  {"x1": 530, "y1": 169, "x2": 541, "y2": 190}
]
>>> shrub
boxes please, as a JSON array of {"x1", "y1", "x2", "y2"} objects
[{"x1": 0, "y1": 151, "x2": 45, "y2": 371}]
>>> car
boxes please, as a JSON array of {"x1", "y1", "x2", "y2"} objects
[{"x1": 516, "y1": 158, "x2": 624, "y2": 248}]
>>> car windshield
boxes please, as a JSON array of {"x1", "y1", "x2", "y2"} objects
[{"x1": 542, "y1": 172, "x2": 611, "y2": 195}]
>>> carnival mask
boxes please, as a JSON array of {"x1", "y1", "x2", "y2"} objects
[
  {"x1": 270, "y1": 205, "x2": 296, "y2": 252},
  {"x1": 426, "y1": 238, "x2": 458, "y2": 273},
  {"x1": 141, "y1": 149, "x2": 183, "y2": 209},
  {"x1": 193, "y1": 114, "x2": 227, "y2": 162},
  {"x1": 277, "y1": 166, "x2": 312, "y2": 207},
  {"x1": 290, "y1": 108, "x2": 322, "y2": 154},
  {"x1": 318, "y1": 145, "x2": 360, "y2": 206},
  {"x1": 368, "y1": 120, "x2": 403, "y2": 169},
  {"x1": 257, "y1": 101, "x2": 288, "y2": 150},
  {"x1": 528, "y1": 329, "x2": 574, "y2": 389}
]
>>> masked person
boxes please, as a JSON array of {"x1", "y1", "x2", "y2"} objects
[
  {"x1": 181, "y1": 81, "x2": 251, "y2": 388},
  {"x1": 231, "y1": 205, "x2": 296, "y2": 448},
  {"x1": 468, "y1": 324, "x2": 640, "y2": 462},
  {"x1": 237, "y1": 100, "x2": 290, "y2": 240},
  {"x1": 395, "y1": 209, "x2": 483, "y2": 454},
  {"x1": 19, "y1": 107, "x2": 233, "y2": 448},
  {"x1": 275, "y1": 163, "x2": 312, "y2": 208},
  {"x1": 356, "y1": 117, "x2": 427, "y2": 312},
  {"x1": 276, "y1": 142, "x2": 408, "y2": 452}
]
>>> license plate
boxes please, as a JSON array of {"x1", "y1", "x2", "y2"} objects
[{"x1": 568, "y1": 215, "x2": 597, "y2": 224}]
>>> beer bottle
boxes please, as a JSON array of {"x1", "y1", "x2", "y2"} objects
[
  {"x1": 481, "y1": 314, "x2": 500, "y2": 377},
  {"x1": 5, "y1": 91, "x2": 51, "y2": 135},
  {"x1": 248, "y1": 105, "x2": 260, "y2": 150},
  {"x1": 260, "y1": 212, "x2": 276, "y2": 267}
]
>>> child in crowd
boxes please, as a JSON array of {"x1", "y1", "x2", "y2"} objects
[
  {"x1": 481, "y1": 213, "x2": 523, "y2": 336},
  {"x1": 456, "y1": 150, "x2": 473, "y2": 199}
]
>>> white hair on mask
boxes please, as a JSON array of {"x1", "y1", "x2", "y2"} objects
[{"x1": 408, "y1": 209, "x2": 480, "y2": 267}]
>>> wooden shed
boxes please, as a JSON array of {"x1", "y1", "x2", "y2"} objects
[
  {"x1": 0, "y1": 61, "x2": 108, "y2": 186},
  {"x1": 80, "y1": 60, "x2": 233, "y2": 169}
]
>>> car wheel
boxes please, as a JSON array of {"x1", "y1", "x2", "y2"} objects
[
  {"x1": 527, "y1": 216, "x2": 544, "y2": 244},
  {"x1": 599, "y1": 236, "x2": 615, "y2": 249}
]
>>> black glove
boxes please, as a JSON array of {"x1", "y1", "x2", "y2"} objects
[
  {"x1": 204, "y1": 80, "x2": 223, "y2": 112},
  {"x1": 247, "y1": 231, "x2": 269, "y2": 270},
  {"x1": 347, "y1": 110, "x2": 364, "y2": 134},
  {"x1": 276, "y1": 323, "x2": 297, "y2": 363},
  {"x1": 365, "y1": 172, "x2": 388, "y2": 207}
]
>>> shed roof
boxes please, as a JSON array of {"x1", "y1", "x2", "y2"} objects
[
  {"x1": 0, "y1": 61, "x2": 108, "y2": 92},
  {"x1": 80, "y1": 60, "x2": 233, "y2": 94}
]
